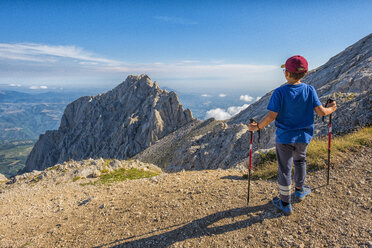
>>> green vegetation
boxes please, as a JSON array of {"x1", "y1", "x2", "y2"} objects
[
  {"x1": 251, "y1": 150, "x2": 279, "y2": 180},
  {"x1": 100, "y1": 159, "x2": 113, "y2": 174},
  {"x1": 346, "y1": 93, "x2": 356, "y2": 101},
  {"x1": 46, "y1": 165, "x2": 58, "y2": 171},
  {"x1": 73, "y1": 176, "x2": 81, "y2": 182},
  {"x1": 0, "y1": 140, "x2": 35, "y2": 177},
  {"x1": 30, "y1": 175, "x2": 41, "y2": 183},
  {"x1": 81, "y1": 167, "x2": 160, "y2": 186},
  {"x1": 252, "y1": 126, "x2": 372, "y2": 180},
  {"x1": 20, "y1": 241, "x2": 31, "y2": 248}
]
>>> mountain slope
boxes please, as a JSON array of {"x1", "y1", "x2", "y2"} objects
[
  {"x1": 231, "y1": 33, "x2": 372, "y2": 133},
  {"x1": 136, "y1": 33, "x2": 372, "y2": 172},
  {"x1": 25, "y1": 75, "x2": 194, "y2": 172}
]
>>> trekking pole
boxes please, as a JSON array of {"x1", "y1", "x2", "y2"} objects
[
  {"x1": 247, "y1": 118, "x2": 257, "y2": 206},
  {"x1": 323, "y1": 99, "x2": 334, "y2": 185}
]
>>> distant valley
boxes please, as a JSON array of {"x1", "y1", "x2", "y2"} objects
[
  {"x1": 0, "y1": 90, "x2": 87, "y2": 141},
  {"x1": 0, "y1": 140, "x2": 34, "y2": 177},
  {"x1": 0, "y1": 90, "x2": 93, "y2": 175}
]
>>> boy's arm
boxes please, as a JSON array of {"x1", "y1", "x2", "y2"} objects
[
  {"x1": 314, "y1": 101, "x2": 337, "y2": 116},
  {"x1": 248, "y1": 111, "x2": 278, "y2": 131}
]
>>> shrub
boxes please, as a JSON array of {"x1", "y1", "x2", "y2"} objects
[
  {"x1": 81, "y1": 167, "x2": 160, "y2": 186},
  {"x1": 251, "y1": 126, "x2": 372, "y2": 180}
]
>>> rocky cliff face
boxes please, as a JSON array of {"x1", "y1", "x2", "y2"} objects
[
  {"x1": 25, "y1": 75, "x2": 194, "y2": 172},
  {"x1": 136, "y1": 33, "x2": 372, "y2": 171}
]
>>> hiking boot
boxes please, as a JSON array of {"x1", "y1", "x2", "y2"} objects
[
  {"x1": 294, "y1": 186, "x2": 311, "y2": 201},
  {"x1": 272, "y1": 196, "x2": 292, "y2": 215}
]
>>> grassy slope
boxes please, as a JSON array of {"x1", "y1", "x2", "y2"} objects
[
  {"x1": 0, "y1": 140, "x2": 35, "y2": 177},
  {"x1": 253, "y1": 126, "x2": 372, "y2": 179}
]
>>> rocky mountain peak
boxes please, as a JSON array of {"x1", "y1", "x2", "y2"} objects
[
  {"x1": 113, "y1": 74, "x2": 160, "y2": 92},
  {"x1": 25, "y1": 75, "x2": 194, "y2": 172}
]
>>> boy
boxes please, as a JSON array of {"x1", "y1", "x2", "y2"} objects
[{"x1": 248, "y1": 55, "x2": 337, "y2": 215}]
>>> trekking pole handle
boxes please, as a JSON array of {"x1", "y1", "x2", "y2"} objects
[
  {"x1": 249, "y1": 118, "x2": 257, "y2": 125},
  {"x1": 249, "y1": 118, "x2": 260, "y2": 142},
  {"x1": 322, "y1": 98, "x2": 335, "y2": 122},
  {"x1": 326, "y1": 98, "x2": 335, "y2": 106}
]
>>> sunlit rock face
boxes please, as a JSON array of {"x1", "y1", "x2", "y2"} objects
[{"x1": 25, "y1": 74, "x2": 194, "y2": 172}]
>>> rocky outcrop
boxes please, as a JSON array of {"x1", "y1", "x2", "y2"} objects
[
  {"x1": 0, "y1": 173, "x2": 8, "y2": 183},
  {"x1": 13, "y1": 158, "x2": 162, "y2": 185},
  {"x1": 137, "y1": 33, "x2": 372, "y2": 171},
  {"x1": 25, "y1": 75, "x2": 194, "y2": 172}
]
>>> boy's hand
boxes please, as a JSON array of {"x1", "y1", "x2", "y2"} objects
[
  {"x1": 316, "y1": 99, "x2": 337, "y2": 117},
  {"x1": 326, "y1": 100, "x2": 337, "y2": 111},
  {"x1": 248, "y1": 123, "x2": 259, "y2": 132},
  {"x1": 326, "y1": 100, "x2": 337, "y2": 108}
]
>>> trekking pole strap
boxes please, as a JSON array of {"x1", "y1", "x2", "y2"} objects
[{"x1": 249, "y1": 118, "x2": 260, "y2": 143}]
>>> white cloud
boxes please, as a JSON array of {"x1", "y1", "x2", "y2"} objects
[
  {"x1": 219, "y1": 93, "x2": 227, "y2": 97},
  {"x1": 0, "y1": 43, "x2": 121, "y2": 65},
  {"x1": 227, "y1": 104, "x2": 249, "y2": 116},
  {"x1": 240, "y1": 94, "x2": 254, "y2": 102},
  {"x1": 29, "y1": 85, "x2": 48, "y2": 90},
  {"x1": 201, "y1": 94, "x2": 211, "y2": 97},
  {"x1": 205, "y1": 108, "x2": 231, "y2": 120},
  {"x1": 180, "y1": 60, "x2": 200, "y2": 64},
  {"x1": 9, "y1": 83, "x2": 21, "y2": 87},
  {"x1": 79, "y1": 61, "x2": 99, "y2": 65},
  {"x1": 205, "y1": 104, "x2": 249, "y2": 120},
  {"x1": 0, "y1": 42, "x2": 281, "y2": 90},
  {"x1": 256, "y1": 96, "x2": 262, "y2": 101}
]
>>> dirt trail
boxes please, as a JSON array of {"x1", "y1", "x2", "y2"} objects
[{"x1": 0, "y1": 147, "x2": 371, "y2": 247}]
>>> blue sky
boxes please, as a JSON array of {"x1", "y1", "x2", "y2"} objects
[{"x1": 0, "y1": 0, "x2": 371, "y2": 94}]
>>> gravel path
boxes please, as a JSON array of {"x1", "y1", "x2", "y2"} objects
[{"x1": 0, "y1": 147, "x2": 371, "y2": 247}]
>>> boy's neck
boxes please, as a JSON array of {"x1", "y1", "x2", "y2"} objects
[{"x1": 286, "y1": 79, "x2": 301, "y2": 85}]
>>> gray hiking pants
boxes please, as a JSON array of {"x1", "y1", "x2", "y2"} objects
[{"x1": 276, "y1": 143, "x2": 308, "y2": 203}]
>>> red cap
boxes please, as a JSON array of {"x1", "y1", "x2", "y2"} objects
[{"x1": 281, "y1": 55, "x2": 308, "y2": 73}]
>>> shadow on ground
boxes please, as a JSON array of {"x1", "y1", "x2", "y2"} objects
[
  {"x1": 220, "y1": 175, "x2": 247, "y2": 181},
  {"x1": 98, "y1": 202, "x2": 282, "y2": 248}
]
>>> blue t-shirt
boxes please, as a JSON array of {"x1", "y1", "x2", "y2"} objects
[{"x1": 267, "y1": 83, "x2": 322, "y2": 144}]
